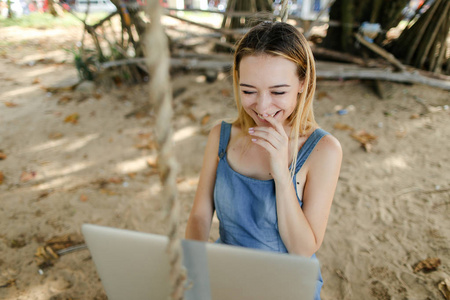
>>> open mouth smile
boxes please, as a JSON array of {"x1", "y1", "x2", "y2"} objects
[{"x1": 256, "y1": 111, "x2": 281, "y2": 120}]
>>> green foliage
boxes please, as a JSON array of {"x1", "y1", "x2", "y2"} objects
[
  {"x1": 0, "y1": 12, "x2": 79, "y2": 28},
  {"x1": 0, "y1": 11, "x2": 110, "y2": 28},
  {"x1": 64, "y1": 46, "x2": 96, "y2": 81}
]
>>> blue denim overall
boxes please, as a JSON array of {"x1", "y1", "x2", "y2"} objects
[{"x1": 214, "y1": 122, "x2": 328, "y2": 300}]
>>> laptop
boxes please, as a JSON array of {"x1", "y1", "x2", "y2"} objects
[{"x1": 82, "y1": 224, "x2": 319, "y2": 300}]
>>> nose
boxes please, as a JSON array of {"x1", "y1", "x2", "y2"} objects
[{"x1": 255, "y1": 92, "x2": 271, "y2": 114}]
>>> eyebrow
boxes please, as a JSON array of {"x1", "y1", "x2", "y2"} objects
[{"x1": 239, "y1": 84, "x2": 291, "y2": 88}]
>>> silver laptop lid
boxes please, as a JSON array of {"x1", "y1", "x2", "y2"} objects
[{"x1": 82, "y1": 224, "x2": 319, "y2": 300}]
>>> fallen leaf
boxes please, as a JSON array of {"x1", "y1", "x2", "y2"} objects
[
  {"x1": 201, "y1": 114, "x2": 211, "y2": 125},
  {"x1": 32, "y1": 77, "x2": 40, "y2": 84},
  {"x1": 351, "y1": 130, "x2": 378, "y2": 144},
  {"x1": 438, "y1": 277, "x2": 450, "y2": 300},
  {"x1": 137, "y1": 133, "x2": 152, "y2": 140},
  {"x1": 37, "y1": 192, "x2": 49, "y2": 200},
  {"x1": 134, "y1": 112, "x2": 146, "y2": 119},
  {"x1": 100, "y1": 189, "x2": 116, "y2": 195},
  {"x1": 64, "y1": 113, "x2": 79, "y2": 124},
  {"x1": 4, "y1": 102, "x2": 18, "y2": 107},
  {"x1": 9, "y1": 238, "x2": 27, "y2": 248},
  {"x1": 351, "y1": 130, "x2": 378, "y2": 152},
  {"x1": 0, "y1": 171, "x2": 4, "y2": 184},
  {"x1": 135, "y1": 141, "x2": 156, "y2": 150},
  {"x1": 395, "y1": 130, "x2": 407, "y2": 138},
  {"x1": 108, "y1": 177, "x2": 123, "y2": 184},
  {"x1": 317, "y1": 91, "x2": 332, "y2": 100},
  {"x1": 410, "y1": 114, "x2": 420, "y2": 119},
  {"x1": 0, "y1": 151, "x2": 6, "y2": 160},
  {"x1": 147, "y1": 158, "x2": 158, "y2": 168},
  {"x1": 20, "y1": 171, "x2": 36, "y2": 182},
  {"x1": 414, "y1": 257, "x2": 441, "y2": 273},
  {"x1": 48, "y1": 132, "x2": 63, "y2": 140},
  {"x1": 80, "y1": 194, "x2": 88, "y2": 202},
  {"x1": 187, "y1": 112, "x2": 197, "y2": 122},
  {"x1": 35, "y1": 234, "x2": 84, "y2": 270},
  {"x1": 45, "y1": 234, "x2": 84, "y2": 251},
  {"x1": 58, "y1": 95, "x2": 72, "y2": 104},
  {"x1": 93, "y1": 92, "x2": 102, "y2": 99},
  {"x1": 127, "y1": 173, "x2": 137, "y2": 179},
  {"x1": 333, "y1": 123, "x2": 354, "y2": 131},
  {"x1": 0, "y1": 279, "x2": 16, "y2": 289}
]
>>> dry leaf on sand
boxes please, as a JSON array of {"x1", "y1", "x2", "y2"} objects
[
  {"x1": 0, "y1": 279, "x2": 16, "y2": 288},
  {"x1": 438, "y1": 277, "x2": 450, "y2": 300},
  {"x1": 413, "y1": 257, "x2": 441, "y2": 273},
  {"x1": 351, "y1": 130, "x2": 378, "y2": 152},
  {"x1": 64, "y1": 113, "x2": 79, "y2": 124},
  {"x1": 147, "y1": 158, "x2": 158, "y2": 168},
  {"x1": 35, "y1": 234, "x2": 84, "y2": 269},
  {"x1": 333, "y1": 122, "x2": 354, "y2": 131},
  {"x1": 108, "y1": 177, "x2": 123, "y2": 184},
  {"x1": 48, "y1": 132, "x2": 64, "y2": 140},
  {"x1": 4, "y1": 102, "x2": 18, "y2": 107},
  {"x1": 201, "y1": 114, "x2": 211, "y2": 125},
  {"x1": 20, "y1": 171, "x2": 36, "y2": 182},
  {"x1": 0, "y1": 151, "x2": 6, "y2": 160},
  {"x1": 0, "y1": 171, "x2": 4, "y2": 184}
]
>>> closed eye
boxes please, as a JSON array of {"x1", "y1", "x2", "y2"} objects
[
  {"x1": 272, "y1": 91, "x2": 286, "y2": 95},
  {"x1": 242, "y1": 91, "x2": 256, "y2": 95}
]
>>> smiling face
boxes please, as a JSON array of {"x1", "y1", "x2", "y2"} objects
[{"x1": 238, "y1": 54, "x2": 304, "y2": 128}]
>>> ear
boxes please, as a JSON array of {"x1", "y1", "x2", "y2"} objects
[{"x1": 298, "y1": 80, "x2": 305, "y2": 94}]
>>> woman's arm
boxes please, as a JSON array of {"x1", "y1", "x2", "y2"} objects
[
  {"x1": 185, "y1": 124, "x2": 222, "y2": 241},
  {"x1": 275, "y1": 134, "x2": 342, "y2": 256},
  {"x1": 249, "y1": 115, "x2": 342, "y2": 256}
]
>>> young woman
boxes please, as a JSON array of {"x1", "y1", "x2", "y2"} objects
[{"x1": 185, "y1": 21, "x2": 342, "y2": 299}]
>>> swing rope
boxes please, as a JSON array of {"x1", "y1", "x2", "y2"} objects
[
  {"x1": 280, "y1": 0, "x2": 289, "y2": 22},
  {"x1": 145, "y1": 1, "x2": 187, "y2": 300}
]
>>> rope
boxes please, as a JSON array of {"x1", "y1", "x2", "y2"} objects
[
  {"x1": 145, "y1": 2, "x2": 187, "y2": 300},
  {"x1": 280, "y1": 0, "x2": 289, "y2": 22}
]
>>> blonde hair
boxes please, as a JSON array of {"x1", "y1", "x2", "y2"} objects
[{"x1": 232, "y1": 21, "x2": 318, "y2": 179}]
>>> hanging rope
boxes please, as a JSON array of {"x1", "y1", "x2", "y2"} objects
[
  {"x1": 280, "y1": 0, "x2": 289, "y2": 22},
  {"x1": 145, "y1": 1, "x2": 187, "y2": 300}
]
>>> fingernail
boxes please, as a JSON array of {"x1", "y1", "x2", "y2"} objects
[
  {"x1": 263, "y1": 113, "x2": 268, "y2": 117},
  {"x1": 251, "y1": 138, "x2": 257, "y2": 142}
]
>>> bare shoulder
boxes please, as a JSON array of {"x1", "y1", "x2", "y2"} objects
[
  {"x1": 208, "y1": 123, "x2": 222, "y2": 139},
  {"x1": 205, "y1": 123, "x2": 222, "y2": 154},
  {"x1": 310, "y1": 133, "x2": 342, "y2": 167},
  {"x1": 318, "y1": 134, "x2": 342, "y2": 155}
]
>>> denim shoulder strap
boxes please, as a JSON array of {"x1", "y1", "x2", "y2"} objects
[
  {"x1": 294, "y1": 128, "x2": 329, "y2": 174},
  {"x1": 218, "y1": 121, "x2": 232, "y2": 159}
]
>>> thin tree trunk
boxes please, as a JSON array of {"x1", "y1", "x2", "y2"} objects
[
  {"x1": 415, "y1": 0, "x2": 449, "y2": 69},
  {"x1": 405, "y1": 0, "x2": 442, "y2": 64}
]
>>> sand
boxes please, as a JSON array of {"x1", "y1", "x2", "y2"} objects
[{"x1": 0, "y1": 22, "x2": 449, "y2": 300}]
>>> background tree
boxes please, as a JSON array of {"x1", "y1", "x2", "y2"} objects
[{"x1": 320, "y1": 0, "x2": 449, "y2": 74}]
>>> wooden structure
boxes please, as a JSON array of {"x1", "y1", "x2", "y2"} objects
[{"x1": 67, "y1": 0, "x2": 449, "y2": 90}]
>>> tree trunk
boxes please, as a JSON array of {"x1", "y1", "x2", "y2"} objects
[
  {"x1": 216, "y1": 0, "x2": 272, "y2": 51},
  {"x1": 221, "y1": 0, "x2": 272, "y2": 30},
  {"x1": 321, "y1": 0, "x2": 407, "y2": 53},
  {"x1": 7, "y1": 0, "x2": 12, "y2": 18},
  {"x1": 321, "y1": 0, "x2": 449, "y2": 74}
]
